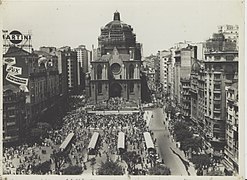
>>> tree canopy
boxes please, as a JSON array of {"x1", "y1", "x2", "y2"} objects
[
  {"x1": 63, "y1": 165, "x2": 83, "y2": 175},
  {"x1": 180, "y1": 137, "x2": 203, "y2": 153},
  {"x1": 173, "y1": 122, "x2": 193, "y2": 142},
  {"x1": 148, "y1": 164, "x2": 171, "y2": 175},
  {"x1": 191, "y1": 154, "x2": 212, "y2": 169},
  {"x1": 122, "y1": 151, "x2": 140, "y2": 171},
  {"x1": 32, "y1": 160, "x2": 51, "y2": 174},
  {"x1": 50, "y1": 150, "x2": 70, "y2": 173},
  {"x1": 97, "y1": 160, "x2": 124, "y2": 175}
]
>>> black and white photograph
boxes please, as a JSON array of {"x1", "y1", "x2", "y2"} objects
[{"x1": 1, "y1": 0, "x2": 245, "y2": 179}]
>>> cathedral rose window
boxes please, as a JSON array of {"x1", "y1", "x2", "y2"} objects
[{"x1": 111, "y1": 63, "x2": 121, "y2": 74}]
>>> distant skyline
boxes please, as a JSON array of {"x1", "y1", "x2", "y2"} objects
[{"x1": 2, "y1": 0, "x2": 243, "y2": 56}]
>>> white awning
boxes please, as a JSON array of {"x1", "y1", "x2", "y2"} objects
[
  {"x1": 143, "y1": 132, "x2": 154, "y2": 150},
  {"x1": 117, "y1": 132, "x2": 125, "y2": 149},
  {"x1": 88, "y1": 132, "x2": 99, "y2": 149},
  {"x1": 59, "y1": 133, "x2": 74, "y2": 151}
]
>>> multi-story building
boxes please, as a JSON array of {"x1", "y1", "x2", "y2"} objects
[
  {"x1": 154, "y1": 55, "x2": 160, "y2": 88},
  {"x1": 203, "y1": 31, "x2": 238, "y2": 158},
  {"x1": 223, "y1": 83, "x2": 238, "y2": 175},
  {"x1": 40, "y1": 46, "x2": 69, "y2": 96},
  {"x1": 190, "y1": 60, "x2": 205, "y2": 134},
  {"x1": 3, "y1": 84, "x2": 26, "y2": 144},
  {"x1": 180, "y1": 77, "x2": 191, "y2": 118},
  {"x1": 3, "y1": 46, "x2": 60, "y2": 130},
  {"x1": 75, "y1": 45, "x2": 90, "y2": 90},
  {"x1": 58, "y1": 46, "x2": 78, "y2": 94},
  {"x1": 159, "y1": 50, "x2": 171, "y2": 94},
  {"x1": 218, "y1": 25, "x2": 239, "y2": 49},
  {"x1": 88, "y1": 11, "x2": 142, "y2": 105},
  {"x1": 75, "y1": 45, "x2": 90, "y2": 73},
  {"x1": 174, "y1": 45, "x2": 197, "y2": 106},
  {"x1": 168, "y1": 47, "x2": 177, "y2": 102},
  {"x1": 145, "y1": 68, "x2": 156, "y2": 93}
]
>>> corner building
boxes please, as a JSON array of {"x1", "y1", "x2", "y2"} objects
[
  {"x1": 89, "y1": 12, "x2": 142, "y2": 104},
  {"x1": 203, "y1": 32, "x2": 238, "y2": 158}
]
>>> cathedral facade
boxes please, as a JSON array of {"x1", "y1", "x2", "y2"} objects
[{"x1": 87, "y1": 11, "x2": 142, "y2": 105}]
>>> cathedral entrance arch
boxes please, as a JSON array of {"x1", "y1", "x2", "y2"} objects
[{"x1": 110, "y1": 82, "x2": 122, "y2": 97}]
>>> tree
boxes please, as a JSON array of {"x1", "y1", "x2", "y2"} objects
[
  {"x1": 148, "y1": 164, "x2": 171, "y2": 175},
  {"x1": 32, "y1": 161, "x2": 51, "y2": 174},
  {"x1": 97, "y1": 160, "x2": 124, "y2": 175},
  {"x1": 191, "y1": 154, "x2": 212, "y2": 169},
  {"x1": 180, "y1": 137, "x2": 202, "y2": 153},
  {"x1": 122, "y1": 151, "x2": 140, "y2": 173},
  {"x1": 50, "y1": 150, "x2": 70, "y2": 173},
  {"x1": 173, "y1": 122, "x2": 193, "y2": 142},
  {"x1": 63, "y1": 165, "x2": 83, "y2": 175}
]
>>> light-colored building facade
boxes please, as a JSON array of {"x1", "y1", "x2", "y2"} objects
[
  {"x1": 223, "y1": 83, "x2": 238, "y2": 175},
  {"x1": 190, "y1": 60, "x2": 205, "y2": 134},
  {"x1": 159, "y1": 50, "x2": 171, "y2": 94},
  {"x1": 203, "y1": 31, "x2": 238, "y2": 158},
  {"x1": 174, "y1": 45, "x2": 197, "y2": 105}
]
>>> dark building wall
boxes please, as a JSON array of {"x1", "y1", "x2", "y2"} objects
[
  {"x1": 3, "y1": 47, "x2": 60, "y2": 129},
  {"x1": 3, "y1": 89, "x2": 26, "y2": 144}
]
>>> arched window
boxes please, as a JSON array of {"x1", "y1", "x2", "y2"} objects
[
  {"x1": 129, "y1": 64, "x2": 134, "y2": 79},
  {"x1": 97, "y1": 64, "x2": 102, "y2": 79}
]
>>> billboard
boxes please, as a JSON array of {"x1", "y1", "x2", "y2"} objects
[{"x1": 2, "y1": 30, "x2": 32, "y2": 53}]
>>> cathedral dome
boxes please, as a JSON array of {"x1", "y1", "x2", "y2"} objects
[{"x1": 98, "y1": 11, "x2": 136, "y2": 49}]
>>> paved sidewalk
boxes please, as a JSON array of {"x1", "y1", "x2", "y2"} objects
[{"x1": 162, "y1": 110, "x2": 197, "y2": 176}]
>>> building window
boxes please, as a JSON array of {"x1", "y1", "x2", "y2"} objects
[
  {"x1": 129, "y1": 64, "x2": 134, "y2": 79},
  {"x1": 98, "y1": 82, "x2": 102, "y2": 94},
  {"x1": 97, "y1": 64, "x2": 102, "y2": 79},
  {"x1": 215, "y1": 55, "x2": 221, "y2": 60},
  {"x1": 130, "y1": 82, "x2": 134, "y2": 93},
  {"x1": 214, "y1": 74, "x2": 220, "y2": 79}
]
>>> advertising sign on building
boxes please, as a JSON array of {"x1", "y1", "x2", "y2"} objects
[
  {"x1": 6, "y1": 73, "x2": 28, "y2": 86},
  {"x1": 3, "y1": 56, "x2": 29, "y2": 92},
  {"x1": 2, "y1": 30, "x2": 32, "y2": 53},
  {"x1": 6, "y1": 65, "x2": 22, "y2": 75},
  {"x1": 3, "y1": 57, "x2": 16, "y2": 65}
]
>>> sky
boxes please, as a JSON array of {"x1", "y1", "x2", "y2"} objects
[{"x1": 1, "y1": 0, "x2": 244, "y2": 56}]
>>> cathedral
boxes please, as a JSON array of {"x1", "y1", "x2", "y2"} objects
[{"x1": 87, "y1": 11, "x2": 143, "y2": 105}]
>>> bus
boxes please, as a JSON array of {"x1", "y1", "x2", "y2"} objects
[
  {"x1": 117, "y1": 132, "x2": 125, "y2": 154},
  {"x1": 59, "y1": 132, "x2": 75, "y2": 153}
]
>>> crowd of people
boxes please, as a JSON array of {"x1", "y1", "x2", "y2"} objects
[
  {"x1": 3, "y1": 97, "x2": 158, "y2": 175},
  {"x1": 107, "y1": 97, "x2": 125, "y2": 110}
]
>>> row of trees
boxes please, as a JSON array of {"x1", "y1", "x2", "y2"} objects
[
  {"x1": 173, "y1": 121, "x2": 225, "y2": 176},
  {"x1": 31, "y1": 149, "x2": 171, "y2": 175},
  {"x1": 173, "y1": 121, "x2": 202, "y2": 154}
]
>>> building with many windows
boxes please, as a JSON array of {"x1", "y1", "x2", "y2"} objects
[
  {"x1": 223, "y1": 83, "x2": 239, "y2": 175},
  {"x1": 174, "y1": 45, "x2": 197, "y2": 106},
  {"x1": 190, "y1": 60, "x2": 205, "y2": 134},
  {"x1": 3, "y1": 46, "x2": 60, "y2": 141},
  {"x1": 58, "y1": 46, "x2": 78, "y2": 94},
  {"x1": 3, "y1": 84, "x2": 26, "y2": 144},
  {"x1": 203, "y1": 31, "x2": 238, "y2": 158},
  {"x1": 159, "y1": 50, "x2": 171, "y2": 95}
]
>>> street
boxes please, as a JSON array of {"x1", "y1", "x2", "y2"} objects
[{"x1": 149, "y1": 107, "x2": 196, "y2": 176}]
